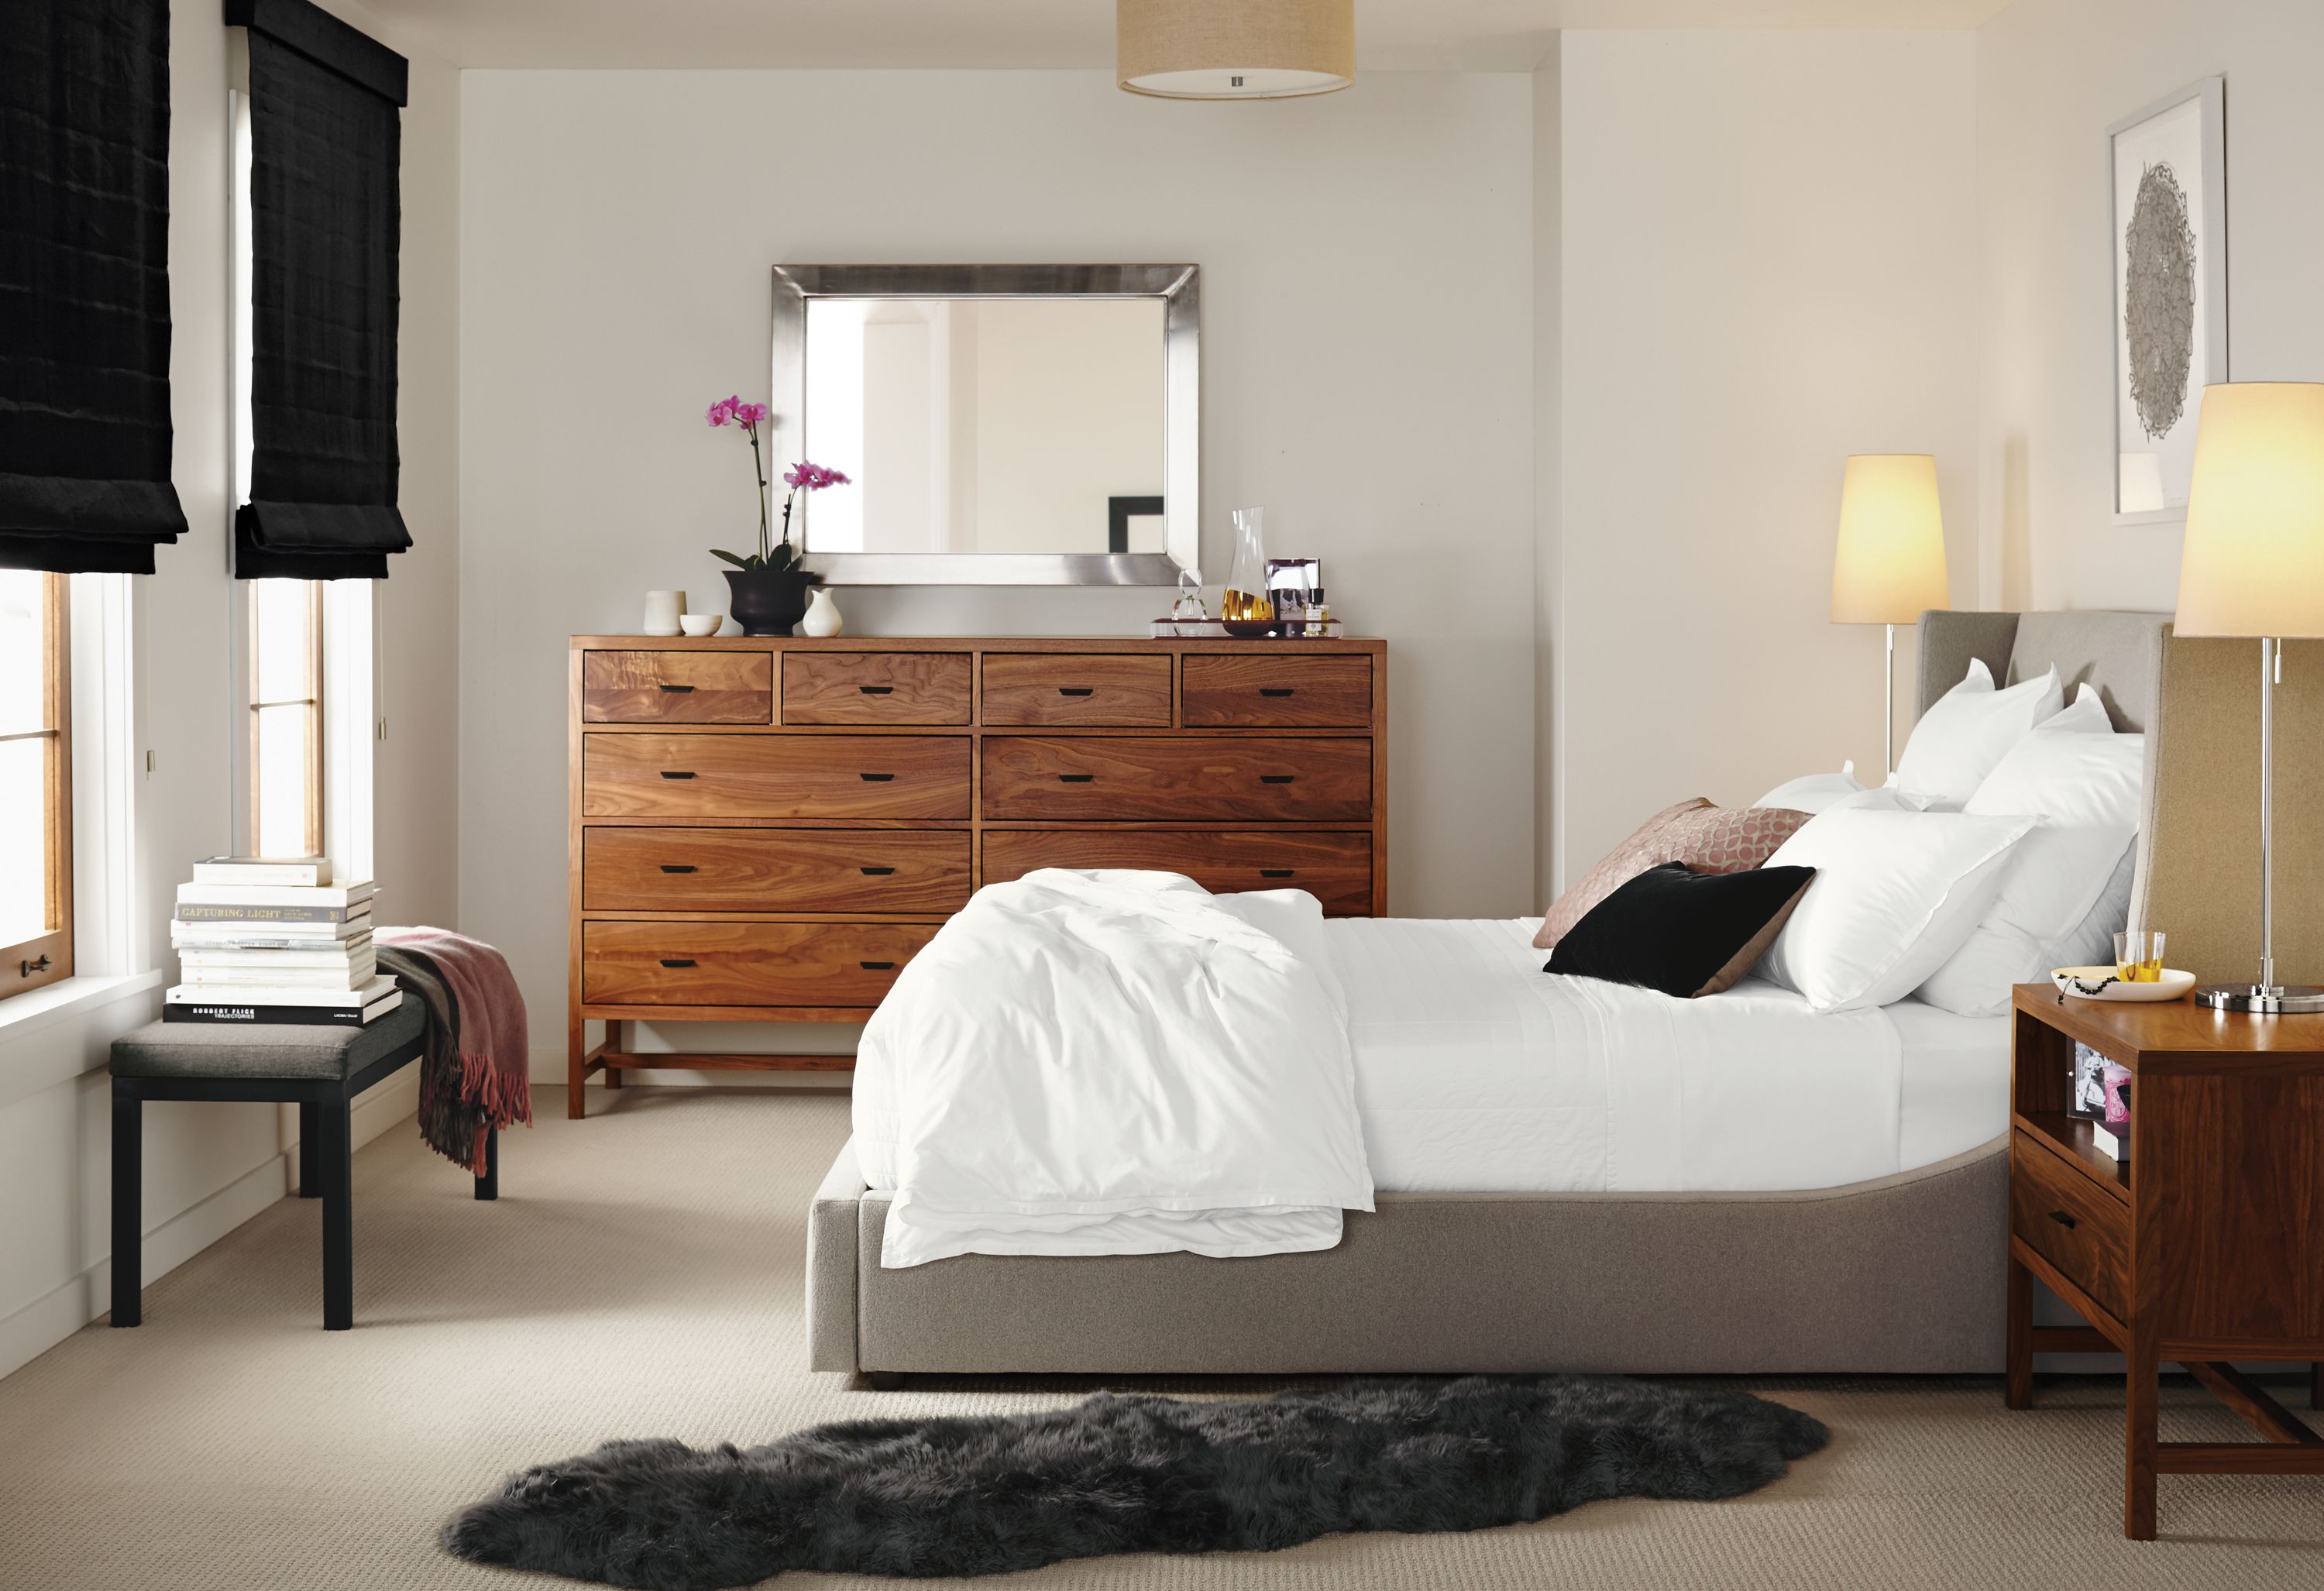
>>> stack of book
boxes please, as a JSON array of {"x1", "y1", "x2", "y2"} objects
[{"x1": 166, "y1": 857, "x2": 398, "y2": 1026}]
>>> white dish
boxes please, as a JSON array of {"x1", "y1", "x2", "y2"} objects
[
  {"x1": 678, "y1": 613, "x2": 724, "y2": 637},
  {"x1": 2051, "y1": 965, "x2": 2196, "y2": 1002}
]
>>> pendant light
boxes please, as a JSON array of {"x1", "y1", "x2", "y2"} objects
[{"x1": 1117, "y1": 0, "x2": 1354, "y2": 100}]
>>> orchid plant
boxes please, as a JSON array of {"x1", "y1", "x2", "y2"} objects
[{"x1": 703, "y1": 393, "x2": 851, "y2": 574}]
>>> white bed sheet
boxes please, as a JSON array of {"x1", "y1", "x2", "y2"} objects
[{"x1": 1331, "y1": 918, "x2": 2009, "y2": 1194}]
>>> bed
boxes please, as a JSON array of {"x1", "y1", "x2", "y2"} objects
[{"x1": 807, "y1": 609, "x2": 2177, "y2": 1377}]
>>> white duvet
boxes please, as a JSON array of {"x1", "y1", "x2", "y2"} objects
[{"x1": 852, "y1": 869, "x2": 1375, "y2": 1268}]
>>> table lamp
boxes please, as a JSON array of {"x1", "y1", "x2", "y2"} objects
[
  {"x1": 1831, "y1": 454, "x2": 1950, "y2": 776},
  {"x1": 2174, "y1": 381, "x2": 2324, "y2": 1012}
]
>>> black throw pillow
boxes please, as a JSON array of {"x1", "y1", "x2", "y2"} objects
[{"x1": 1545, "y1": 861, "x2": 1817, "y2": 998}]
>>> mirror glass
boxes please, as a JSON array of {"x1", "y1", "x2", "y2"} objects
[{"x1": 801, "y1": 297, "x2": 1167, "y2": 556}]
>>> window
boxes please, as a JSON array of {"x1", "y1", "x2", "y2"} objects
[
  {"x1": 0, "y1": 570, "x2": 71, "y2": 997},
  {"x1": 247, "y1": 579, "x2": 322, "y2": 857}
]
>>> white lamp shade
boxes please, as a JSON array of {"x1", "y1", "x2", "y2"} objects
[
  {"x1": 2174, "y1": 382, "x2": 2324, "y2": 640},
  {"x1": 1831, "y1": 454, "x2": 1949, "y2": 624},
  {"x1": 1118, "y1": 0, "x2": 1353, "y2": 99}
]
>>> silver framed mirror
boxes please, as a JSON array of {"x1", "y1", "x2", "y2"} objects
[{"x1": 768, "y1": 264, "x2": 1198, "y2": 586}]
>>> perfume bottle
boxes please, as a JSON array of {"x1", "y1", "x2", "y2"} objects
[
  {"x1": 1170, "y1": 565, "x2": 1208, "y2": 621},
  {"x1": 1221, "y1": 508, "x2": 1274, "y2": 633}
]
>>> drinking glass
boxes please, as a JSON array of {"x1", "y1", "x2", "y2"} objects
[{"x1": 2114, "y1": 930, "x2": 2166, "y2": 983}]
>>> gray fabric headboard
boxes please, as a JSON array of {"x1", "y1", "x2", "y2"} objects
[
  {"x1": 1915, "y1": 609, "x2": 2323, "y2": 987},
  {"x1": 1915, "y1": 609, "x2": 2170, "y2": 733}
]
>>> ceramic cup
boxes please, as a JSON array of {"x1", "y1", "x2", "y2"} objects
[
  {"x1": 642, "y1": 589, "x2": 686, "y2": 637},
  {"x1": 679, "y1": 613, "x2": 724, "y2": 637}
]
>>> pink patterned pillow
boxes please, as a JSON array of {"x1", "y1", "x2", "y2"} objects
[{"x1": 1534, "y1": 802, "x2": 1815, "y2": 950}]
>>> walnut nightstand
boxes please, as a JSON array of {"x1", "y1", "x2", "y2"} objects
[{"x1": 2006, "y1": 984, "x2": 2324, "y2": 1539}]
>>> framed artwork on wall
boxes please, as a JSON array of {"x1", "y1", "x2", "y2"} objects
[{"x1": 2108, "y1": 77, "x2": 2226, "y2": 527}]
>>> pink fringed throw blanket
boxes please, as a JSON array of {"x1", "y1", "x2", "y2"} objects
[{"x1": 375, "y1": 927, "x2": 531, "y2": 1174}]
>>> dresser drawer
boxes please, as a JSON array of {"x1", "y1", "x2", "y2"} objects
[
  {"x1": 783, "y1": 651, "x2": 971, "y2": 725},
  {"x1": 982, "y1": 653, "x2": 1174, "y2": 727},
  {"x1": 583, "y1": 921, "x2": 937, "y2": 1008},
  {"x1": 584, "y1": 734, "x2": 971, "y2": 819},
  {"x1": 981, "y1": 737, "x2": 1372, "y2": 822},
  {"x1": 583, "y1": 650, "x2": 772, "y2": 724},
  {"x1": 584, "y1": 828, "x2": 972, "y2": 913},
  {"x1": 1181, "y1": 654, "x2": 1372, "y2": 727},
  {"x1": 983, "y1": 829, "x2": 1373, "y2": 915},
  {"x1": 2010, "y1": 1129, "x2": 2130, "y2": 1321}
]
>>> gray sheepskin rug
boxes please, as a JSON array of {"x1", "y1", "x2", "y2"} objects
[{"x1": 442, "y1": 1375, "x2": 1827, "y2": 1588}]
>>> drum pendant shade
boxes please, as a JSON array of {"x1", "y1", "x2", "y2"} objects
[{"x1": 1118, "y1": 0, "x2": 1354, "y2": 99}]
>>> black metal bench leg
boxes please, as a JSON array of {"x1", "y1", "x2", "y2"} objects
[
  {"x1": 321, "y1": 1096, "x2": 354, "y2": 1330},
  {"x1": 111, "y1": 1086, "x2": 141, "y2": 1328},
  {"x1": 297, "y1": 1100, "x2": 321, "y2": 1196},
  {"x1": 475, "y1": 1127, "x2": 498, "y2": 1201}
]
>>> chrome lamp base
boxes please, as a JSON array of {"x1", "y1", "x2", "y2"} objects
[{"x1": 2195, "y1": 983, "x2": 2324, "y2": 1014}]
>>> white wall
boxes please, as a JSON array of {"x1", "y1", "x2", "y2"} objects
[
  {"x1": 0, "y1": 0, "x2": 461, "y2": 1381},
  {"x1": 1976, "y1": 0, "x2": 2324, "y2": 613},
  {"x1": 1554, "y1": 30, "x2": 1979, "y2": 879},
  {"x1": 459, "y1": 69, "x2": 1538, "y2": 1080}
]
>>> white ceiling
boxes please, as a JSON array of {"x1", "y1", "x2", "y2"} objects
[{"x1": 358, "y1": 0, "x2": 2013, "y2": 71}]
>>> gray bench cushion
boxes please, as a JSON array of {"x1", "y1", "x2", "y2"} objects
[{"x1": 110, "y1": 1000, "x2": 424, "y2": 1081}]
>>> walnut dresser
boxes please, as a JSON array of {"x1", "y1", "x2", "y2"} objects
[{"x1": 567, "y1": 635, "x2": 1387, "y2": 1115}]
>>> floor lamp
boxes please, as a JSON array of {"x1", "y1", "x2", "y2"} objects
[
  {"x1": 2174, "y1": 382, "x2": 2324, "y2": 1012},
  {"x1": 1831, "y1": 455, "x2": 1950, "y2": 778}
]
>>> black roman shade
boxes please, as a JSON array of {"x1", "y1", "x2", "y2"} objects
[
  {"x1": 229, "y1": 0, "x2": 410, "y2": 579},
  {"x1": 0, "y1": 0, "x2": 190, "y2": 573}
]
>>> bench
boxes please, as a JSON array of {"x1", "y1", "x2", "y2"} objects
[{"x1": 108, "y1": 1001, "x2": 496, "y2": 1331}]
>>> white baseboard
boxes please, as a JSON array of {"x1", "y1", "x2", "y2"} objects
[{"x1": 0, "y1": 1150, "x2": 289, "y2": 1383}]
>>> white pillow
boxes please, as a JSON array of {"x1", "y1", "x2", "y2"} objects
[
  {"x1": 1893, "y1": 659, "x2": 2064, "y2": 810},
  {"x1": 1757, "y1": 807, "x2": 2036, "y2": 1012},
  {"x1": 1753, "y1": 761, "x2": 1865, "y2": 814},
  {"x1": 1915, "y1": 686, "x2": 2145, "y2": 1015}
]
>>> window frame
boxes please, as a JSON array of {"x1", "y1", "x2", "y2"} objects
[
  {"x1": 245, "y1": 578, "x2": 324, "y2": 858},
  {"x1": 2, "y1": 572, "x2": 74, "y2": 998}
]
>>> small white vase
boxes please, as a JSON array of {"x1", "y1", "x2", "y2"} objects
[
  {"x1": 799, "y1": 588, "x2": 844, "y2": 637},
  {"x1": 641, "y1": 589, "x2": 685, "y2": 636}
]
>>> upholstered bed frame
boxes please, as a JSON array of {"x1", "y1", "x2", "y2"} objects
[{"x1": 806, "y1": 609, "x2": 2312, "y2": 1379}]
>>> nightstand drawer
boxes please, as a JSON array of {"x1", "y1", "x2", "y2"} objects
[{"x1": 2010, "y1": 1129, "x2": 2130, "y2": 1321}]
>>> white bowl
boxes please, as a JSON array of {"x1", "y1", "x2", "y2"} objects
[
  {"x1": 2051, "y1": 965, "x2": 2198, "y2": 1002},
  {"x1": 679, "y1": 613, "x2": 724, "y2": 637}
]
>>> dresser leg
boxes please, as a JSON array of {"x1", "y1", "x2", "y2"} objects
[
  {"x1": 603, "y1": 1020, "x2": 624, "y2": 1090},
  {"x1": 567, "y1": 1011, "x2": 589, "y2": 1120},
  {"x1": 2006, "y1": 1251, "x2": 2033, "y2": 1410},
  {"x1": 2312, "y1": 1363, "x2": 2322, "y2": 1411},
  {"x1": 2123, "y1": 1332, "x2": 2158, "y2": 1540}
]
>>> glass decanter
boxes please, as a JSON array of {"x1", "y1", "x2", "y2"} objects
[{"x1": 1220, "y1": 507, "x2": 1275, "y2": 634}]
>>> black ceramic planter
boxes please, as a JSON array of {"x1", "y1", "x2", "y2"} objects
[{"x1": 724, "y1": 568, "x2": 815, "y2": 637}]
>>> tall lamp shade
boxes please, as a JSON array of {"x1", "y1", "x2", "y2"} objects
[
  {"x1": 2173, "y1": 382, "x2": 2324, "y2": 1012},
  {"x1": 1831, "y1": 454, "x2": 1949, "y2": 775},
  {"x1": 1118, "y1": 0, "x2": 1353, "y2": 99}
]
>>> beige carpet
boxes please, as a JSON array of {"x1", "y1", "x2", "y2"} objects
[{"x1": 5, "y1": 1087, "x2": 2323, "y2": 1590}]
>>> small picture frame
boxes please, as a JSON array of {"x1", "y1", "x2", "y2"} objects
[{"x1": 2069, "y1": 1043, "x2": 2110, "y2": 1121}]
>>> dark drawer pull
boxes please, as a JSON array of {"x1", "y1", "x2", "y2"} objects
[
  {"x1": 859, "y1": 960, "x2": 896, "y2": 971},
  {"x1": 1259, "y1": 687, "x2": 1294, "y2": 697},
  {"x1": 657, "y1": 683, "x2": 696, "y2": 694},
  {"x1": 858, "y1": 685, "x2": 893, "y2": 696},
  {"x1": 1260, "y1": 868, "x2": 1294, "y2": 878},
  {"x1": 1058, "y1": 686, "x2": 1095, "y2": 697},
  {"x1": 658, "y1": 957, "x2": 696, "y2": 968},
  {"x1": 1057, "y1": 773, "x2": 1095, "y2": 783},
  {"x1": 858, "y1": 772, "x2": 896, "y2": 782},
  {"x1": 658, "y1": 864, "x2": 697, "y2": 874},
  {"x1": 659, "y1": 771, "x2": 696, "y2": 780},
  {"x1": 1260, "y1": 774, "x2": 1295, "y2": 785},
  {"x1": 2047, "y1": 1210, "x2": 2078, "y2": 1231},
  {"x1": 859, "y1": 866, "x2": 896, "y2": 876}
]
